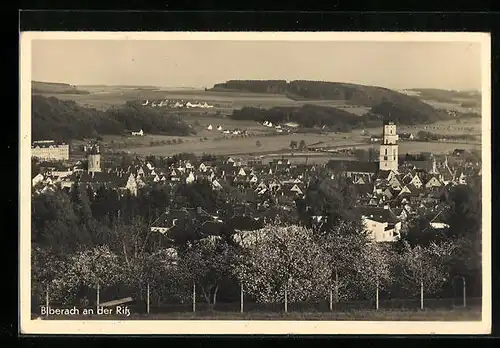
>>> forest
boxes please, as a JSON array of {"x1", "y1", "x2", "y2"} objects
[
  {"x1": 31, "y1": 158, "x2": 482, "y2": 310},
  {"x1": 31, "y1": 96, "x2": 194, "y2": 141},
  {"x1": 229, "y1": 101, "x2": 447, "y2": 130}
]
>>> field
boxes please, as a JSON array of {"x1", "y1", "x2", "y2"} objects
[
  {"x1": 36, "y1": 83, "x2": 483, "y2": 159},
  {"x1": 109, "y1": 132, "x2": 368, "y2": 157},
  {"x1": 36, "y1": 307, "x2": 481, "y2": 321},
  {"x1": 34, "y1": 87, "x2": 371, "y2": 113},
  {"x1": 422, "y1": 100, "x2": 481, "y2": 114},
  {"x1": 104, "y1": 116, "x2": 481, "y2": 158}
]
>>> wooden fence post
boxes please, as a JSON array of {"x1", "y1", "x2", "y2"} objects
[
  {"x1": 97, "y1": 284, "x2": 100, "y2": 309},
  {"x1": 284, "y1": 284, "x2": 288, "y2": 313},
  {"x1": 240, "y1": 283, "x2": 244, "y2": 313},
  {"x1": 192, "y1": 281, "x2": 196, "y2": 313},
  {"x1": 329, "y1": 285, "x2": 333, "y2": 312},
  {"x1": 45, "y1": 284, "x2": 49, "y2": 317},
  {"x1": 147, "y1": 282, "x2": 150, "y2": 314},
  {"x1": 462, "y1": 277, "x2": 466, "y2": 308},
  {"x1": 420, "y1": 278, "x2": 424, "y2": 310}
]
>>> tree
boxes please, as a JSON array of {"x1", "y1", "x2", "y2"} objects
[
  {"x1": 298, "y1": 140, "x2": 307, "y2": 151},
  {"x1": 32, "y1": 246, "x2": 71, "y2": 305},
  {"x1": 316, "y1": 220, "x2": 372, "y2": 303},
  {"x1": 396, "y1": 240, "x2": 457, "y2": 308},
  {"x1": 31, "y1": 190, "x2": 90, "y2": 255},
  {"x1": 256, "y1": 140, "x2": 262, "y2": 147},
  {"x1": 55, "y1": 245, "x2": 124, "y2": 305},
  {"x1": 178, "y1": 237, "x2": 238, "y2": 308},
  {"x1": 302, "y1": 176, "x2": 360, "y2": 230},
  {"x1": 232, "y1": 225, "x2": 330, "y2": 305},
  {"x1": 353, "y1": 242, "x2": 394, "y2": 306},
  {"x1": 123, "y1": 248, "x2": 180, "y2": 304},
  {"x1": 290, "y1": 140, "x2": 298, "y2": 150}
]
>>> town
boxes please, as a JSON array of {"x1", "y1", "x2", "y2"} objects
[{"x1": 31, "y1": 122, "x2": 481, "y2": 244}]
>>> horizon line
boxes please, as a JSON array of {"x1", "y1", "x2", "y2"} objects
[{"x1": 31, "y1": 79, "x2": 482, "y2": 93}]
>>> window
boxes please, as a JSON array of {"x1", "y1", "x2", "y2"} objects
[
  {"x1": 384, "y1": 156, "x2": 388, "y2": 160},
  {"x1": 385, "y1": 149, "x2": 388, "y2": 155}
]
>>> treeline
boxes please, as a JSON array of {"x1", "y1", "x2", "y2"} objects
[
  {"x1": 231, "y1": 105, "x2": 382, "y2": 131},
  {"x1": 32, "y1": 95, "x2": 194, "y2": 141},
  {"x1": 415, "y1": 131, "x2": 477, "y2": 142},
  {"x1": 371, "y1": 100, "x2": 449, "y2": 125}
]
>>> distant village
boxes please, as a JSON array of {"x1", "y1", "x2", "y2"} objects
[
  {"x1": 31, "y1": 122, "x2": 481, "y2": 244},
  {"x1": 140, "y1": 99, "x2": 217, "y2": 109}
]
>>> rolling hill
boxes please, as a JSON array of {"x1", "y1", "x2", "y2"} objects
[
  {"x1": 215, "y1": 80, "x2": 451, "y2": 127},
  {"x1": 32, "y1": 81, "x2": 90, "y2": 94}
]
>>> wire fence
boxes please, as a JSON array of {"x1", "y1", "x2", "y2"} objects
[{"x1": 35, "y1": 282, "x2": 482, "y2": 317}]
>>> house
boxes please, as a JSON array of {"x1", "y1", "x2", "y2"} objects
[
  {"x1": 425, "y1": 176, "x2": 442, "y2": 189},
  {"x1": 116, "y1": 173, "x2": 138, "y2": 196},
  {"x1": 131, "y1": 129, "x2": 144, "y2": 136},
  {"x1": 360, "y1": 206, "x2": 402, "y2": 242},
  {"x1": 207, "y1": 125, "x2": 213, "y2": 130},
  {"x1": 211, "y1": 179, "x2": 223, "y2": 190},
  {"x1": 328, "y1": 160, "x2": 378, "y2": 176},
  {"x1": 32, "y1": 173, "x2": 44, "y2": 187},
  {"x1": 186, "y1": 172, "x2": 196, "y2": 184},
  {"x1": 217, "y1": 126, "x2": 223, "y2": 131},
  {"x1": 453, "y1": 149, "x2": 467, "y2": 156},
  {"x1": 199, "y1": 163, "x2": 208, "y2": 172},
  {"x1": 408, "y1": 173, "x2": 423, "y2": 189},
  {"x1": 289, "y1": 184, "x2": 304, "y2": 196},
  {"x1": 237, "y1": 168, "x2": 247, "y2": 177}
]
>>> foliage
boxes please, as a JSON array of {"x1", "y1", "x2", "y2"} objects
[
  {"x1": 216, "y1": 80, "x2": 449, "y2": 126},
  {"x1": 178, "y1": 237, "x2": 238, "y2": 305},
  {"x1": 299, "y1": 176, "x2": 360, "y2": 229},
  {"x1": 232, "y1": 225, "x2": 331, "y2": 303},
  {"x1": 395, "y1": 240, "x2": 458, "y2": 297},
  {"x1": 353, "y1": 242, "x2": 395, "y2": 299},
  {"x1": 32, "y1": 95, "x2": 194, "y2": 141}
]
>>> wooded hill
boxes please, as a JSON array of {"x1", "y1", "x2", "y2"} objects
[
  {"x1": 230, "y1": 101, "x2": 450, "y2": 130},
  {"x1": 215, "y1": 80, "x2": 451, "y2": 127},
  {"x1": 32, "y1": 95, "x2": 194, "y2": 141},
  {"x1": 211, "y1": 80, "x2": 440, "y2": 107}
]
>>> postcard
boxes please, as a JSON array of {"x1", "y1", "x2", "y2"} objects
[{"x1": 19, "y1": 31, "x2": 491, "y2": 335}]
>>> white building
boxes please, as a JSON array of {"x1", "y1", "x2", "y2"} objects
[
  {"x1": 379, "y1": 122, "x2": 399, "y2": 172},
  {"x1": 131, "y1": 129, "x2": 144, "y2": 136},
  {"x1": 32, "y1": 140, "x2": 70, "y2": 161},
  {"x1": 360, "y1": 206, "x2": 402, "y2": 242}
]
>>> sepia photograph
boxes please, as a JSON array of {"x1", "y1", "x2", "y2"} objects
[{"x1": 19, "y1": 32, "x2": 491, "y2": 335}]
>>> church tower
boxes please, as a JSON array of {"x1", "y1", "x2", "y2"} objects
[
  {"x1": 87, "y1": 143, "x2": 101, "y2": 174},
  {"x1": 379, "y1": 121, "x2": 399, "y2": 172}
]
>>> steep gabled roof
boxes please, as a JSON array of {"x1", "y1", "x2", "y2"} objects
[{"x1": 359, "y1": 206, "x2": 399, "y2": 224}]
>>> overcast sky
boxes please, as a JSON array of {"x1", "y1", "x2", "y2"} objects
[{"x1": 31, "y1": 40, "x2": 482, "y2": 90}]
